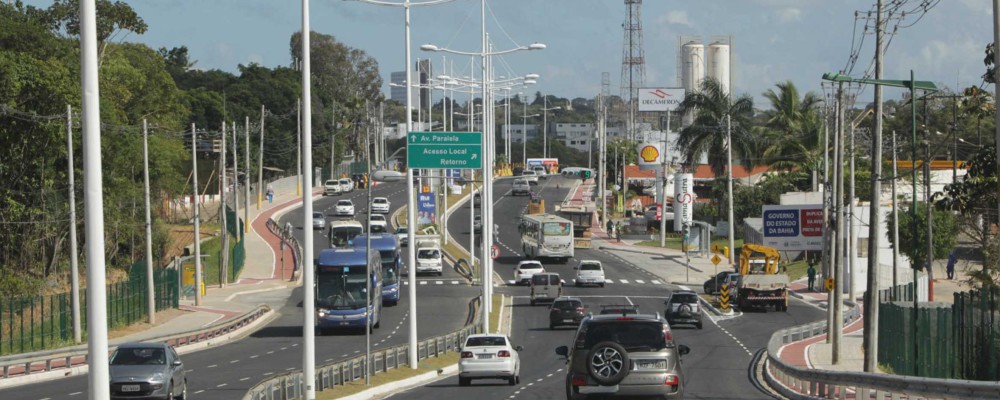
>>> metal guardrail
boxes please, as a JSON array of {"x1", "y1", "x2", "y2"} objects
[
  {"x1": 0, "y1": 305, "x2": 271, "y2": 380},
  {"x1": 244, "y1": 297, "x2": 483, "y2": 400},
  {"x1": 266, "y1": 218, "x2": 301, "y2": 281},
  {"x1": 763, "y1": 302, "x2": 1000, "y2": 399}
]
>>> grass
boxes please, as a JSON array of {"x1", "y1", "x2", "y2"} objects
[
  {"x1": 314, "y1": 292, "x2": 502, "y2": 399},
  {"x1": 198, "y1": 234, "x2": 237, "y2": 286},
  {"x1": 635, "y1": 237, "x2": 744, "y2": 253},
  {"x1": 782, "y1": 259, "x2": 810, "y2": 282}
]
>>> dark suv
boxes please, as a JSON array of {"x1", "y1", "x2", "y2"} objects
[
  {"x1": 664, "y1": 290, "x2": 703, "y2": 329},
  {"x1": 555, "y1": 313, "x2": 690, "y2": 399},
  {"x1": 549, "y1": 297, "x2": 586, "y2": 329},
  {"x1": 703, "y1": 271, "x2": 740, "y2": 294}
]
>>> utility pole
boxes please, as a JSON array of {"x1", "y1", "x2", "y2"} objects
[
  {"x1": 257, "y1": 105, "x2": 265, "y2": 210},
  {"x1": 66, "y1": 105, "x2": 81, "y2": 343},
  {"x1": 300, "y1": 1, "x2": 317, "y2": 396},
  {"x1": 863, "y1": 0, "x2": 884, "y2": 372},
  {"x1": 849, "y1": 122, "x2": 856, "y2": 304},
  {"x1": 726, "y1": 114, "x2": 735, "y2": 267},
  {"x1": 331, "y1": 102, "x2": 336, "y2": 179},
  {"x1": 925, "y1": 122, "x2": 934, "y2": 302},
  {"x1": 910, "y1": 70, "x2": 920, "y2": 375},
  {"x1": 659, "y1": 111, "x2": 670, "y2": 247},
  {"x1": 192, "y1": 123, "x2": 203, "y2": 307},
  {"x1": 220, "y1": 121, "x2": 229, "y2": 288},
  {"x1": 599, "y1": 96, "x2": 607, "y2": 228},
  {"x1": 993, "y1": 0, "x2": 1000, "y2": 229},
  {"x1": 892, "y1": 131, "x2": 899, "y2": 291},
  {"x1": 822, "y1": 91, "x2": 830, "y2": 293},
  {"x1": 297, "y1": 98, "x2": 302, "y2": 196},
  {"x1": 232, "y1": 121, "x2": 240, "y2": 240},
  {"x1": 244, "y1": 116, "x2": 250, "y2": 233},
  {"x1": 831, "y1": 82, "x2": 844, "y2": 362},
  {"x1": 143, "y1": 119, "x2": 155, "y2": 323}
]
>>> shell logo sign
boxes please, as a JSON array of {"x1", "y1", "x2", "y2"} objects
[{"x1": 639, "y1": 145, "x2": 659, "y2": 163}]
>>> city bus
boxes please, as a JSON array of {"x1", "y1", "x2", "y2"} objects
[
  {"x1": 353, "y1": 233, "x2": 402, "y2": 306},
  {"x1": 328, "y1": 220, "x2": 363, "y2": 248},
  {"x1": 519, "y1": 213, "x2": 574, "y2": 262},
  {"x1": 314, "y1": 248, "x2": 383, "y2": 334}
]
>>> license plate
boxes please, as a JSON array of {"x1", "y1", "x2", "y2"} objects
[
  {"x1": 635, "y1": 360, "x2": 667, "y2": 370},
  {"x1": 477, "y1": 354, "x2": 493, "y2": 359},
  {"x1": 121, "y1": 384, "x2": 141, "y2": 392},
  {"x1": 579, "y1": 384, "x2": 619, "y2": 394},
  {"x1": 340, "y1": 322, "x2": 350, "y2": 326},
  {"x1": 563, "y1": 319, "x2": 574, "y2": 323}
]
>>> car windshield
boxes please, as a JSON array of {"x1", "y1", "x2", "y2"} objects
[
  {"x1": 466, "y1": 336, "x2": 506, "y2": 347},
  {"x1": 396, "y1": 228, "x2": 407, "y2": 234},
  {"x1": 519, "y1": 263, "x2": 542, "y2": 271},
  {"x1": 111, "y1": 347, "x2": 166, "y2": 365},
  {"x1": 417, "y1": 249, "x2": 440, "y2": 259},
  {"x1": 329, "y1": 226, "x2": 363, "y2": 247},
  {"x1": 313, "y1": 212, "x2": 324, "y2": 219},
  {"x1": 585, "y1": 321, "x2": 667, "y2": 351},
  {"x1": 554, "y1": 300, "x2": 582, "y2": 310},
  {"x1": 316, "y1": 269, "x2": 368, "y2": 309},
  {"x1": 338, "y1": 201, "x2": 352, "y2": 206},
  {"x1": 543, "y1": 222, "x2": 571, "y2": 236},
  {"x1": 325, "y1": 180, "x2": 337, "y2": 186},
  {"x1": 580, "y1": 263, "x2": 601, "y2": 271},
  {"x1": 532, "y1": 274, "x2": 559, "y2": 285},
  {"x1": 374, "y1": 199, "x2": 387, "y2": 204},
  {"x1": 672, "y1": 294, "x2": 699, "y2": 304},
  {"x1": 371, "y1": 215, "x2": 385, "y2": 221},
  {"x1": 600, "y1": 305, "x2": 639, "y2": 315},
  {"x1": 339, "y1": 180, "x2": 349, "y2": 184}
]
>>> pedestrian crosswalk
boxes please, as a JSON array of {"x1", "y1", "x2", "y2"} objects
[
  {"x1": 401, "y1": 280, "x2": 463, "y2": 285},
  {"x1": 505, "y1": 278, "x2": 666, "y2": 286}
]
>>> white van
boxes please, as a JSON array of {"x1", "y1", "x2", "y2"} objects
[
  {"x1": 324, "y1": 180, "x2": 341, "y2": 196},
  {"x1": 415, "y1": 239, "x2": 443, "y2": 276}
]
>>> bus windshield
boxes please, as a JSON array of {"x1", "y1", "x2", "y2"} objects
[
  {"x1": 380, "y1": 250, "x2": 399, "y2": 286},
  {"x1": 542, "y1": 222, "x2": 571, "y2": 236},
  {"x1": 316, "y1": 268, "x2": 368, "y2": 309},
  {"x1": 330, "y1": 226, "x2": 363, "y2": 247}
]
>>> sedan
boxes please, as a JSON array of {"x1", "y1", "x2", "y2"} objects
[
  {"x1": 371, "y1": 197, "x2": 390, "y2": 214},
  {"x1": 312, "y1": 212, "x2": 326, "y2": 230},
  {"x1": 109, "y1": 342, "x2": 187, "y2": 400},
  {"x1": 335, "y1": 200, "x2": 355, "y2": 217},
  {"x1": 368, "y1": 214, "x2": 388, "y2": 233},
  {"x1": 514, "y1": 260, "x2": 544, "y2": 285},
  {"x1": 548, "y1": 296, "x2": 585, "y2": 329},
  {"x1": 458, "y1": 334, "x2": 522, "y2": 386}
]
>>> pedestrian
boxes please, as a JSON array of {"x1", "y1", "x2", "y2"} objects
[
  {"x1": 606, "y1": 219, "x2": 614, "y2": 238},
  {"x1": 266, "y1": 184, "x2": 274, "y2": 204},
  {"x1": 807, "y1": 262, "x2": 817, "y2": 292},
  {"x1": 947, "y1": 250, "x2": 958, "y2": 280},
  {"x1": 615, "y1": 221, "x2": 622, "y2": 243}
]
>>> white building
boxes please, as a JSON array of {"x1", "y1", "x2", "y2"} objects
[
  {"x1": 553, "y1": 123, "x2": 595, "y2": 152},
  {"x1": 503, "y1": 123, "x2": 539, "y2": 142}
]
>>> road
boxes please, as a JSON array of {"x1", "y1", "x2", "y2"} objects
[
  {"x1": 394, "y1": 175, "x2": 827, "y2": 400},
  {"x1": 1, "y1": 181, "x2": 478, "y2": 400}
]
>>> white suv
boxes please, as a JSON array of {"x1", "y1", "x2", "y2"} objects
[
  {"x1": 371, "y1": 197, "x2": 390, "y2": 214},
  {"x1": 514, "y1": 260, "x2": 544, "y2": 285},
  {"x1": 520, "y1": 170, "x2": 539, "y2": 185},
  {"x1": 512, "y1": 179, "x2": 530, "y2": 196},
  {"x1": 574, "y1": 260, "x2": 606, "y2": 287},
  {"x1": 324, "y1": 180, "x2": 341, "y2": 196}
]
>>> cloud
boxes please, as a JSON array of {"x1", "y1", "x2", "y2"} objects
[{"x1": 657, "y1": 11, "x2": 692, "y2": 27}]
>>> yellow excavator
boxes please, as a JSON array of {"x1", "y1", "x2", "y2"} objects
[{"x1": 736, "y1": 243, "x2": 788, "y2": 312}]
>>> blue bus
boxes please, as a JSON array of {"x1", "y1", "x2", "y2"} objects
[
  {"x1": 354, "y1": 234, "x2": 402, "y2": 306},
  {"x1": 314, "y1": 248, "x2": 383, "y2": 333}
]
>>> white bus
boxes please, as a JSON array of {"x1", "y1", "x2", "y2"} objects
[
  {"x1": 328, "y1": 220, "x2": 364, "y2": 248},
  {"x1": 519, "y1": 213, "x2": 574, "y2": 262}
]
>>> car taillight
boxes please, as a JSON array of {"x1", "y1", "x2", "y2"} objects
[
  {"x1": 460, "y1": 351, "x2": 473, "y2": 358},
  {"x1": 615, "y1": 317, "x2": 633, "y2": 321},
  {"x1": 498, "y1": 350, "x2": 511, "y2": 357},
  {"x1": 664, "y1": 374, "x2": 679, "y2": 386},
  {"x1": 663, "y1": 326, "x2": 673, "y2": 342},
  {"x1": 576, "y1": 307, "x2": 584, "y2": 313},
  {"x1": 571, "y1": 374, "x2": 588, "y2": 386}
]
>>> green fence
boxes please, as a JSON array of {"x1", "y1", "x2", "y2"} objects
[
  {"x1": 878, "y1": 284, "x2": 1000, "y2": 380},
  {"x1": 0, "y1": 262, "x2": 179, "y2": 356},
  {"x1": 225, "y1": 206, "x2": 246, "y2": 283}
]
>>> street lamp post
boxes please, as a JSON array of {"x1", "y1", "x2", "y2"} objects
[{"x1": 541, "y1": 97, "x2": 561, "y2": 159}]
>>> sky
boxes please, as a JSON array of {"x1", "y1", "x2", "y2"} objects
[{"x1": 26, "y1": 0, "x2": 997, "y2": 108}]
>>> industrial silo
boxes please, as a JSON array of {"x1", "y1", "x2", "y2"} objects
[
  {"x1": 679, "y1": 39, "x2": 704, "y2": 127},
  {"x1": 707, "y1": 39, "x2": 731, "y2": 95}
]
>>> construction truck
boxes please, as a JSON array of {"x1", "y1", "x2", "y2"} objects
[
  {"x1": 736, "y1": 243, "x2": 788, "y2": 311},
  {"x1": 556, "y1": 205, "x2": 594, "y2": 249}
]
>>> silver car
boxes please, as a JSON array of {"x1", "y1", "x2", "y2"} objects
[
  {"x1": 312, "y1": 211, "x2": 326, "y2": 230},
  {"x1": 109, "y1": 342, "x2": 187, "y2": 400}
]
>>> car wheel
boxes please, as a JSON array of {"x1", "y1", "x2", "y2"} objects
[
  {"x1": 374, "y1": 319, "x2": 380, "y2": 329},
  {"x1": 599, "y1": 283, "x2": 605, "y2": 288},
  {"x1": 586, "y1": 341, "x2": 630, "y2": 386},
  {"x1": 459, "y1": 377, "x2": 471, "y2": 386},
  {"x1": 549, "y1": 324, "x2": 555, "y2": 330},
  {"x1": 508, "y1": 376, "x2": 517, "y2": 385},
  {"x1": 175, "y1": 379, "x2": 187, "y2": 400},
  {"x1": 696, "y1": 321, "x2": 703, "y2": 330},
  {"x1": 515, "y1": 375, "x2": 520, "y2": 384}
]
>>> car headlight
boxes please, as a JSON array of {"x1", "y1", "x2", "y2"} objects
[{"x1": 318, "y1": 308, "x2": 329, "y2": 317}]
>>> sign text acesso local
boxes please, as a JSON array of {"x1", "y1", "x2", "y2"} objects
[{"x1": 406, "y1": 131, "x2": 482, "y2": 169}]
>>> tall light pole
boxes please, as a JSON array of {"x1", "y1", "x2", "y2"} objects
[
  {"x1": 79, "y1": 2, "x2": 111, "y2": 396},
  {"x1": 143, "y1": 119, "x2": 155, "y2": 323},
  {"x1": 66, "y1": 105, "x2": 81, "y2": 343},
  {"x1": 299, "y1": 1, "x2": 317, "y2": 398},
  {"x1": 541, "y1": 97, "x2": 561, "y2": 159}
]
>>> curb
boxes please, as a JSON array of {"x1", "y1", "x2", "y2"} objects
[{"x1": 339, "y1": 364, "x2": 459, "y2": 400}]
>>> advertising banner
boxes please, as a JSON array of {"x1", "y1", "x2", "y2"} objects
[
  {"x1": 762, "y1": 204, "x2": 824, "y2": 250},
  {"x1": 417, "y1": 193, "x2": 436, "y2": 225},
  {"x1": 673, "y1": 173, "x2": 694, "y2": 231},
  {"x1": 638, "y1": 88, "x2": 685, "y2": 112},
  {"x1": 636, "y1": 142, "x2": 663, "y2": 171}
]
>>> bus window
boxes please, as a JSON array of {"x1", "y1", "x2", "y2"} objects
[{"x1": 543, "y1": 222, "x2": 571, "y2": 236}]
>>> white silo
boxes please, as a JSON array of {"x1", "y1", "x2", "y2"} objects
[
  {"x1": 680, "y1": 40, "x2": 705, "y2": 93},
  {"x1": 707, "y1": 40, "x2": 730, "y2": 95}
]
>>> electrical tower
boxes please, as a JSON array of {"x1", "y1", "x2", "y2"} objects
[{"x1": 619, "y1": 0, "x2": 645, "y2": 141}]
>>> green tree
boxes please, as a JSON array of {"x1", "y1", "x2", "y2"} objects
[
  {"x1": 675, "y1": 77, "x2": 757, "y2": 176},
  {"x1": 935, "y1": 145, "x2": 998, "y2": 287},
  {"x1": 885, "y1": 202, "x2": 957, "y2": 272},
  {"x1": 758, "y1": 81, "x2": 823, "y2": 188}
]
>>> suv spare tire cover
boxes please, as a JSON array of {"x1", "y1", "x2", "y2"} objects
[
  {"x1": 678, "y1": 304, "x2": 693, "y2": 316},
  {"x1": 586, "y1": 341, "x2": 630, "y2": 386}
]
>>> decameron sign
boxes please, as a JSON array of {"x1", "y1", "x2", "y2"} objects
[
  {"x1": 638, "y1": 88, "x2": 685, "y2": 112},
  {"x1": 761, "y1": 204, "x2": 824, "y2": 251}
]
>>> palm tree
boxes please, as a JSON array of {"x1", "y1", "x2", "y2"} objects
[
  {"x1": 758, "y1": 81, "x2": 823, "y2": 187},
  {"x1": 961, "y1": 86, "x2": 994, "y2": 145},
  {"x1": 675, "y1": 77, "x2": 756, "y2": 176}
]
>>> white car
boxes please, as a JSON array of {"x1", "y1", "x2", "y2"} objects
[
  {"x1": 334, "y1": 199, "x2": 355, "y2": 216},
  {"x1": 514, "y1": 260, "x2": 544, "y2": 285},
  {"x1": 395, "y1": 226, "x2": 408, "y2": 246},
  {"x1": 323, "y1": 179, "x2": 341, "y2": 196},
  {"x1": 511, "y1": 179, "x2": 530, "y2": 196},
  {"x1": 338, "y1": 178, "x2": 353, "y2": 193},
  {"x1": 458, "y1": 334, "x2": 522, "y2": 386},
  {"x1": 371, "y1": 197, "x2": 390, "y2": 214},
  {"x1": 368, "y1": 214, "x2": 388, "y2": 233},
  {"x1": 416, "y1": 246, "x2": 443, "y2": 276},
  {"x1": 311, "y1": 212, "x2": 326, "y2": 230},
  {"x1": 520, "y1": 170, "x2": 539, "y2": 185},
  {"x1": 574, "y1": 260, "x2": 605, "y2": 287}
]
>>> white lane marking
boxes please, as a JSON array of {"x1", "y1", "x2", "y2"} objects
[
  {"x1": 420, "y1": 281, "x2": 427, "y2": 285},
  {"x1": 250, "y1": 355, "x2": 258, "y2": 359},
  {"x1": 207, "y1": 364, "x2": 218, "y2": 368},
  {"x1": 68, "y1": 394, "x2": 82, "y2": 397},
  {"x1": 635, "y1": 279, "x2": 645, "y2": 284},
  {"x1": 625, "y1": 297, "x2": 634, "y2": 306},
  {"x1": 435, "y1": 281, "x2": 443, "y2": 285},
  {"x1": 230, "y1": 359, "x2": 240, "y2": 364},
  {"x1": 267, "y1": 351, "x2": 274, "y2": 354},
  {"x1": 619, "y1": 279, "x2": 629, "y2": 284},
  {"x1": 194, "y1": 390, "x2": 205, "y2": 394},
  {"x1": 652, "y1": 280, "x2": 662, "y2": 285},
  {"x1": 263, "y1": 372, "x2": 273, "y2": 376},
  {"x1": 217, "y1": 383, "x2": 228, "y2": 388},
  {"x1": 451, "y1": 280, "x2": 459, "y2": 284},
  {"x1": 240, "y1": 377, "x2": 251, "y2": 381}
]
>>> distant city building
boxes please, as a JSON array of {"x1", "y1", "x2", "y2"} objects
[
  {"x1": 503, "y1": 124, "x2": 539, "y2": 142},
  {"x1": 390, "y1": 71, "x2": 407, "y2": 103},
  {"x1": 553, "y1": 123, "x2": 595, "y2": 152},
  {"x1": 417, "y1": 60, "x2": 432, "y2": 111}
]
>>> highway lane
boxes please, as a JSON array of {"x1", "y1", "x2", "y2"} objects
[{"x1": 3, "y1": 181, "x2": 478, "y2": 400}]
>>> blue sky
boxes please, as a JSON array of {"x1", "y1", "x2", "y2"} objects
[{"x1": 30, "y1": 0, "x2": 997, "y2": 107}]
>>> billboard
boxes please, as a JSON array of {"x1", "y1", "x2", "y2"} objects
[
  {"x1": 636, "y1": 143, "x2": 662, "y2": 171},
  {"x1": 673, "y1": 173, "x2": 694, "y2": 231},
  {"x1": 638, "y1": 88, "x2": 685, "y2": 112},
  {"x1": 762, "y1": 204, "x2": 824, "y2": 250},
  {"x1": 417, "y1": 193, "x2": 436, "y2": 225}
]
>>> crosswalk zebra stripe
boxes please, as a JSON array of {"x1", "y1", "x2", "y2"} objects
[{"x1": 635, "y1": 280, "x2": 645, "y2": 284}]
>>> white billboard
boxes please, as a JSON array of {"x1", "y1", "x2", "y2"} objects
[
  {"x1": 761, "y1": 204, "x2": 825, "y2": 251},
  {"x1": 673, "y1": 173, "x2": 694, "y2": 231},
  {"x1": 636, "y1": 142, "x2": 662, "y2": 171},
  {"x1": 638, "y1": 88, "x2": 685, "y2": 112}
]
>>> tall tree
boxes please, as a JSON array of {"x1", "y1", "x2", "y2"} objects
[
  {"x1": 759, "y1": 81, "x2": 823, "y2": 179},
  {"x1": 674, "y1": 77, "x2": 757, "y2": 176}
]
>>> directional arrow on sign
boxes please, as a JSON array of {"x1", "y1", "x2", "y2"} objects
[{"x1": 471, "y1": 153, "x2": 477, "y2": 160}]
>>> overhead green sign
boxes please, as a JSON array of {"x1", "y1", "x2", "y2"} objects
[{"x1": 406, "y1": 131, "x2": 482, "y2": 169}]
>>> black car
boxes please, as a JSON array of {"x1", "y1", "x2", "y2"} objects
[
  {"x1": 703, "y1": 271, "x2": 740, "y2": 294},
  {"x1": 664, "y1": 290, "x2": 703, "y2": 329},
  {"x1": 549, "y1": 297, "x2": 585, "y2": 329}
]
